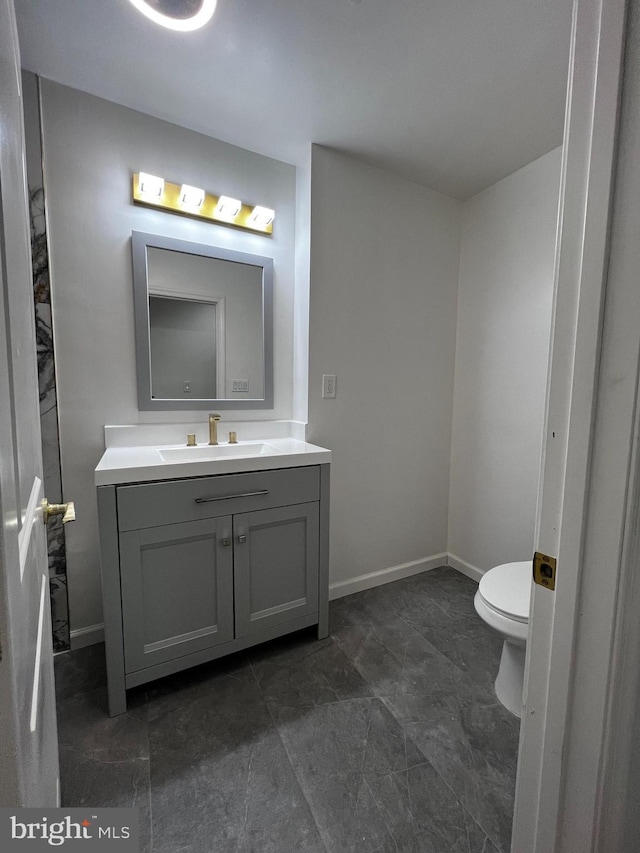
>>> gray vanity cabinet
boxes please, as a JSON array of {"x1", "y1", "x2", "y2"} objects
[{"x1": 97, "y1": 463, "x2": 329, "y2": 716}]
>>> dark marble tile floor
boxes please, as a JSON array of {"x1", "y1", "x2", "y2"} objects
[{"x1": 54, "y1": 567, "x2": 517, "y2": 852}]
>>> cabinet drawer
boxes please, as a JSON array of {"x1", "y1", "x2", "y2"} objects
[{"x1": 117, "y1": 466, "x2": 320, "y2": 531}]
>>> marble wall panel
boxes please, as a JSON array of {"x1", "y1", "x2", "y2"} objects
[{"x1": 30, "y1": 184, "x2": 70, "y2": 651}]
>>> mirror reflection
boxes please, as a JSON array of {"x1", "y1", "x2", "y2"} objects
[
  {"x1": 132, "y1": 232, "x2": 273, "y2": 410},
  {"x1": 149, "y1": 294, "x2": 218, "y2": 398}
]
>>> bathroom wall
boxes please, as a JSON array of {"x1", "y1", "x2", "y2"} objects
[
  {"x1": 38, "y1": 80, "x2": 297, "y2": 640},
  {"x1": 448, "y1": 147, "x2": 562, "y2": 576},
  {"x1": 308, "y1": 146, "x2": 461, "y2": 595}
]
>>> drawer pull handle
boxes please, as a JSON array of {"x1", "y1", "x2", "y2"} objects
[
  {"x1": 221, "y1": 538, "x2": 232, "y2": 547},
  {"x1": 195, "y1": 489, "x2": 269, "y2": 504},
  {"x1": 237, "y1": 534, "x2": 247, "y2": 544}
]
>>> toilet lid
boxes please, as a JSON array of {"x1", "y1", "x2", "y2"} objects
[{"x1": 478, "y1": 561, "x2": 531, "y2": 623}]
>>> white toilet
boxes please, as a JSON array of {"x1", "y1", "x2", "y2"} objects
[{"x1": 474, "y1": 560, "x2": 531, "y2": 717}]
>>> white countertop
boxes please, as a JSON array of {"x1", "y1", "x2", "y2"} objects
[{"x1": 95, "y1": 437, "x2": 331, "y2": 486}]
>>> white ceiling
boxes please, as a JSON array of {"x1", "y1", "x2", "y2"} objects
[{"x1": 15, "y1": 0, "x2": 573, "y2": 199}]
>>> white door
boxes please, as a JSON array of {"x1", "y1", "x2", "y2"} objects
[
  {"x1": 512, "y1": 0, "x2": 630, "y2": 849},
  {"x1": 0, "y1": 0, "x2": 59, "y2": 806}
]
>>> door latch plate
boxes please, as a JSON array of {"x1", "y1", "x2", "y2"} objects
[{"x1": 533, "y1": 551, "x2": 557, "y2": 590}]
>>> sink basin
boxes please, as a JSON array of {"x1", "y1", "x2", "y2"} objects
[{"x1": 158, "y1": 442, "x2": 283, "y2": 463}]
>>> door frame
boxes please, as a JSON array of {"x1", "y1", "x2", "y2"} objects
[{"x1": 513, "y1": 0, "x2": 632, "y2": 849}]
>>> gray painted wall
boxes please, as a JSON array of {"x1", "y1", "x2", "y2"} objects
[
  {"x1": 308, "y1": 146, "x2": 461, "y2": 589},
  {"x1": 448, "y1": 147, "x2": 562, "y2": 574},
  {"x1": 38, "y1": 80, "x2": 296, "y2": 634}
]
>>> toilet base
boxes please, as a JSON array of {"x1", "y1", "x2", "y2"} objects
[{"x1": 495, "y1": 639, "x2": 525, "y2": 718}]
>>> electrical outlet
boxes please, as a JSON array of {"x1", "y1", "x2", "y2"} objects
[
  {"x1": 183, "y1": 381, "x2": 191, "y2": 393},
  {"x1": 322, "y1": 374, "x2": 337, "y2": 398}
]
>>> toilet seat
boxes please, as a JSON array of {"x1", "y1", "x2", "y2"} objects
[
  {"x1": 474, "y1": 589, "x2": 528, "y2": 645},
  {"x1": 478, "y1": 560, "x2": 531, "y2": 624}
]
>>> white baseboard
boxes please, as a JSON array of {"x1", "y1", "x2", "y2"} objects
[
  {"x1": 447, "y1": 553, "x2": 484, "y2": 583},
  {"x1": 70, "y1": 623, "x2": 104, "y2": 649},
  {"x1": 329, "y1": 554, "x2": 448, "y2": 601}
]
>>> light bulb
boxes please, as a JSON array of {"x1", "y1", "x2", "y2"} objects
[
  {"x1": 250, "y1": 206, "x2": 275, "y2": 227},
  {"x1": 179, "y1": 184, "x2": 205, "y2": 209},
  {"x1": 138, "y1": 172, "x2": 164, "y2": 199},
  {"x1": 214, "y1": 196, "x2": 242, "y2": 221}
]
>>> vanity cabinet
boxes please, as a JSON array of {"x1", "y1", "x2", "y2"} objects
[{"x1": 97, "y1": 464, "x2": 329, "y2": 716}]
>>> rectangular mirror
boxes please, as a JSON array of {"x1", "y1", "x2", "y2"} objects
[{"x1": 132, "y1": 232, "x2": 273, "y2": 410}]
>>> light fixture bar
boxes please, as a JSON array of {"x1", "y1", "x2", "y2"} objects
[{"x1": 132, "y1": 173, "x2": 274, "y2": 235}]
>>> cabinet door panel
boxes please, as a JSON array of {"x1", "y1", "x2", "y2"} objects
[
  {"x1": 234, "y1": 503, "x2": 319, "y2": 639},
  {"x1": 120, "y1": 517, "x2": 233, "y2": 672}
]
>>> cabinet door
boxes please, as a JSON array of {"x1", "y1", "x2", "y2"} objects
[
  {"x1": 120, "y1": 516, "x2": 234, "y2": 673},
  {"x1": 233, "y1": 503, "x2": 319, "y2": 639}
]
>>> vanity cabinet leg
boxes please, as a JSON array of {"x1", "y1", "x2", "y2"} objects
[
  {"x1": 317, "y1": 614, "x2": 329, "y2": 640},
  {"x1": 106, "y1": 671, "x2": 127, "y2": 717},
  {"x1": 317, "y1": 463, "x2": 330, "y2": 640},
  {"x1": 97, "y1": 485, "x2": 128, "y2": 716},
  {"x1": 103, "y1": 620, "x2": 128, "y2": 716}
]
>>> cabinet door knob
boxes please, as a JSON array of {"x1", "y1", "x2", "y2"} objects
[
  {"x1": 221, "y1": 537, "x2": 231, "y2": 547},
  {"x1": 237, "y1": 534, "x2": 247, "y2": 544}
]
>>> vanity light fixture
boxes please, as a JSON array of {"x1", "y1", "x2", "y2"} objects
[
  {"x1": 179, "y1": 184, "x2": 206, "y2": 209},
  {"x1": 214, "y1": 196, "x2": 242, "y2": 221},
  {"x1": 132, "y1": 172, "x2": 275, "y2": 235},
  {"x1": 126, "y1": 0, "x2": 217, "y2": 32},
  {"x1": 250, "y1": 206, "x2": 275, "y2": 227},
  {"x1": 138, "y1": 172, "x2": 165, "y2": 199}
]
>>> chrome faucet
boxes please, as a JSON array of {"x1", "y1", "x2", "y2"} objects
[{"x1": 208, "y1": 413, "x2": 221, "y2": 445}]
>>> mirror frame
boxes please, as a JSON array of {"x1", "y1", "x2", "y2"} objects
[{"x1": 132, "y1": 231, "x2": 274, "y2": 410}]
